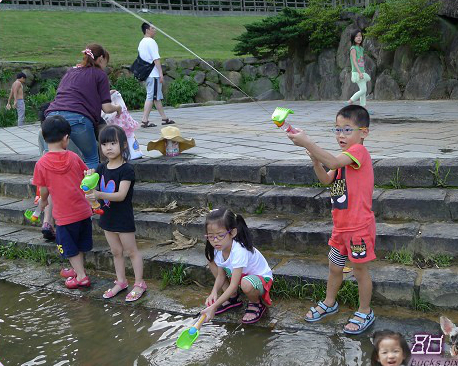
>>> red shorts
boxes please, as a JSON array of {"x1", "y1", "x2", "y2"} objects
[{"x1": 328, "y1": 219, "x2": 376, "y2": 264}]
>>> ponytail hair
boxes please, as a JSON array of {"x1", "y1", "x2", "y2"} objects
[
  {"x1": 80, "y1": 44, "x2": 110, "y2": 68},
  {"x1": 204, "y1": 208, "x2": 254, "y2": 262}
]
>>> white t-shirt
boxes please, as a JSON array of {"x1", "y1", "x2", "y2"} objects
[
  {"x1": 214, "y1": 240, "x2": 272, "y2": 279},
  {"x1": 138, "y1": 37, "x2": 160, "y2": 78}
]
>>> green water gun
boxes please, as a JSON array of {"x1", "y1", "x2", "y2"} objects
[
  {"x1": 272, "y1": 107, "x2": 298, "y2": 133},
  {"x1": 80, "y1": 173, "x2": 104, "y2": 215}
]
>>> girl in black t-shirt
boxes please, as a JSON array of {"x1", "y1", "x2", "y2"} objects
[{"x1": 84, "y1": 125, "x2": 146, "y2": 302}]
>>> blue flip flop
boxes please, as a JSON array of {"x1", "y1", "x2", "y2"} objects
[
  {"x1": 343, "y1": 309, "x2": 376, "y2": 335},
  {"x1": 305, "y1": 301, "x2": 339, "y2": 322}
]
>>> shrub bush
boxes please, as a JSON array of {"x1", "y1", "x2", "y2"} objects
[
  {"x1": 365, "y1": 0, "x2": 441, "y2": 55},
  {"x1": 165, "y1": 77, "x2": 198, "y2": 107},
  {"x1": 0, "y1": 108, "x2": 18, "y2": 127},
  {"x1": 111, "y1": 75, "x2": 146, "y2": 110}
]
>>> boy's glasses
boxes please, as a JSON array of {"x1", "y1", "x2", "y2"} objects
[
  {"x1": 205, "y1": 230, "x2": 231, "y2": 242},
  {"x1": 332, "y1": 127, "x2": 368, "y2": 135}
]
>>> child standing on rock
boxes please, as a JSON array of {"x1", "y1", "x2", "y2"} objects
[
  {"x1": 288, "y1": 105, "x2": 376, "y2": 335},
  {"x1": 347, "y1": 29, "x2": 371, "y2": 110},
  {"x1": 201, "y1": 208, "x2": 273, "y2": 324},
  {"x1": 84, "y1": 125, "x2": 146, "y2": 302},
  {"x1": 32, "y1": 115, "x2": 93, "y2": 289}
]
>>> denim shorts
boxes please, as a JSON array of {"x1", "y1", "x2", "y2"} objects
[
  {"x1": 146, "y1": 77, "x2": 163, "y2": 101},
  {"x1": 56, "y1": 217, "x2": 93, "y2": 258}
]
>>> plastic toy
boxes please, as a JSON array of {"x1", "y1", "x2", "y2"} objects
[
  {"x1": 80, "y1": 173, "x2": 104, "y2": 215},
  {"x1": 272, "y1": 107, "x2": 298, "y2": 133},
  {"x1": 176, "y1": 314, "x2": 206, "y2": 349},
  {"x1": 24, "y1": 205, "x2": 42, "y2": 224}
]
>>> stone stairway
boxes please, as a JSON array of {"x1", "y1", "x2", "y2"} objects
[{"x1": 0, "y1": 154, "x2": 458, "y2": 308}]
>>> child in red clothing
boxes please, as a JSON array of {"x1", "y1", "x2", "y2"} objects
[
  {"x1": 33, "y1": 115, "x2": 93, "y2": 289},
  {"x1": 288, "y1": 105, "x2": 376, "y2": 335}
]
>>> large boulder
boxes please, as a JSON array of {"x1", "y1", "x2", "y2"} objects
[
  {"x1": 257, "y1": 62, "x2": 279, "y2": 78},
  {"x1": 179, "y1": 59, "x2": 199, "y2": 70},
  {"x1": 364, "y1": 55, "x2": 376, "y2": 94},
  {"x1": 241, "y1": 65, "x2": 257, "y2": 79},
  {"x1": 245, "y1": 77, "x2": 273, "y2": 97},
  {"x1": 430, "y1": 79, "x2": 458, "y2": 99},
  {"x1": 219, "y1": 71, "x2": 242, "y2": 87},
  {"x1": 257, "y1": 89, "x2": 284, "y2": 101},
  {"x1": 162, "y1": 75, "x2": 174, "y2": 96},
  {"x1": 336, "y1": 24, "x2": 359, "y2": 69},
  {"x1": 317, "y1": 49, "x2": 340, "y2": 99},
  {"x1": 40, "y1": 67, "x2": 69, "y2": 80},
  {"x1": 446, "y1": 36, "x2": 458, "y2": 77},
  {"x1": 199, "y1": 60, "x2": 215, "y2": 71},
  {"x1": 340, "y1": 68, "x2": 359, "y2": 100},
  {"x1": 404, "y1": 53, "x2": 443, "y2": 99},
  {"x1": 451, "y1": 85, "x2": 458, "y2": 99},
  {"x1": 206, "y1": 70, "x2": 219, "y2": 84},
  {"x1": 301, "y1": 62, "x2": 320, "y2": 100},
  {"x1": 21, "y1": 69, "x2": 35, "y2": 87},
  {"x1": 278, "y1": 73, "x2": 287, "y2": 97},
  {"x1": 205, "y1": 81, "x2": 222, "y2": 94},
  {"x1": 223, "y1": 58, "x2": 244, "y2": 71},
  {"x1": 243, "y1": 57, "x2": 259, "y2": 65},
  {"x1": 374, "y1": 70, "x2": 402, "y2": 100},
  {"x1": 195, "y1": 86, "x2": 219, "y2": 103},
  {"x1": 392, "y1": 45, "x2": 415, "y2": 86},
  {"x1": 193, "y1": 71, "x2": 206, "y2": 85},
  {"x1": 438, "y1": 0, "x2": 458, "y2": 19}
]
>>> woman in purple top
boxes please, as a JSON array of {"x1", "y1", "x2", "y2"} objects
[{"x1": 46, "y1": 44, "x2": 121, "y2": 169}]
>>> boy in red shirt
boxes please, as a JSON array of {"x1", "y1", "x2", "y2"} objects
[
  {"x1": 33, "y1": 115, "x2": 93, "y2": 289},
  {"x1": 288, "y1": 105, "x2": 375, "y2": 335}
]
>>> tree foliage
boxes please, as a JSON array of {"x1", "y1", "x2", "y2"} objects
[
  {"x1": 365, "y1": 0, "x2": 441, "y2": 55},
  {"x1": 233, "y1": 7, "x2": 307, "y2": 58},
  {"x1": 300, "y1": 0, "x2": 342, "y2": 54}
]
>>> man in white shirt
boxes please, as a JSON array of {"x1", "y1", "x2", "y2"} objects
[{"x1": 138, "y1": 22, "x2": 175, "y2": 128}]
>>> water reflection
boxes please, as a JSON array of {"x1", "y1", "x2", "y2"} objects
[{"x1": 0, "y1": 281, "x2": 375, "y2": 366}]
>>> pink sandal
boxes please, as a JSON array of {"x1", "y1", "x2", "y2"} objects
[
  {"x1": 103, "y1": 280, "x2": 129, "y2": 299},
  {"x1": 125, "y1": 281, "x2": 147, "y2": 302}
]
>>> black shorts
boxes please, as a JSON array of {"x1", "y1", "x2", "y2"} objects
[{"x1": 56, "y1": 217, "x2": 93, "y2": 258}]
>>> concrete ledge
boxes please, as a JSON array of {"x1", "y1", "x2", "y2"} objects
[{"x1": 2, "y1": 155, "x2": 458, "y2": 187}]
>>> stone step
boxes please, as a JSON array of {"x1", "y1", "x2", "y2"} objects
[
  {"x1": 1, "y1": 155, "x2": 457, "y2": 188},
  {"x1": 0, "y1": 223, "x2": 456, "y2": 308},
  {"x1": 1, "y1": 173, "x2": 457, "y2": 223},
  {"x1": 1, "y1": 197, "x2": 458, "y2": 257}
]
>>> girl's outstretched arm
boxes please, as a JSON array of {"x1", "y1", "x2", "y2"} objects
[{"x1": 202, "y1": 267, "x2": 243, "y2": 321}]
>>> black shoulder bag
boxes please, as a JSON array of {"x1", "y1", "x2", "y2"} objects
[{"x1": 130, "y1": 54, "x2": 155, "y2": 82}]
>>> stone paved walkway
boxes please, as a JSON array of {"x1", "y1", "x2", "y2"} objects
[{"x1": 1, "y1": 100, "x2": 457, "y2": 160}]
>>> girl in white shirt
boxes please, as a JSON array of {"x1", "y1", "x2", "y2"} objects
[{"x1": 201, "y1": 208, "x2": 273, "y2": 324}]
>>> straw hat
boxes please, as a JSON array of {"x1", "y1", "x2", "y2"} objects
[{"x1": 147, "y1": 126, "x2": 195, "y2": 155}]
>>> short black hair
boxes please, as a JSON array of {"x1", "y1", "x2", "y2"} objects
[
  {"x1": 39, "y1": 103, "x2": 51, "y2": 123},
  {"x1": 141, "y1": 22, "x2": 151, "y2": 34},
  {"x1": 41, "y1": 115, "x2": 71, "y2": 143},
  {"x1": 350, "y1": 29, "x2": 362, "y2": 45},
  {"x1": 336, "y1": 105, "x2": 370, "y2": 128},
  {"x1": 17, "y1": 72, "x2": 27, "y2": 79}
]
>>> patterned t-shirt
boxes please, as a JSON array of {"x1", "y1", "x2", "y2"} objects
[
  {"x1": 350, "y1": 45, "x2": 365, "y2": 73},
  {"x1": 330, "y1": 144, "x2": 374, "y2": 232}
]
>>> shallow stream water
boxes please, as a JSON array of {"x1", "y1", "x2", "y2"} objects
[{"x1": 0, "y1": 281, "x2": 380, "y2": 366}]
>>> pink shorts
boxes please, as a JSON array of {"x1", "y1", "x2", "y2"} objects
[{"x1": 328, "y1": 219, "x2": 376, "y2": 264}]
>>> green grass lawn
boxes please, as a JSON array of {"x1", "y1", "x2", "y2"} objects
[{"x1": 0, "y1": 11, "x2": 264, "y2": 66}]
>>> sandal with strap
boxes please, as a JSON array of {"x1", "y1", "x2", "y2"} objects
[
  {"x1": 343, "y1": 309, "x2": 375, "y2": 335},
  {"x1": 242, "y1": 302, "x2": 266, "y2": 324},
  {"x1": 215, "y1": 293, "x2": 243, "y2": 315},
  {"x1": 161, "y1": 118, "x2": 175, "y2": 125},
  {"x1": 60, "y1": 267, "x2": 76, "y2": 278},
  {"x1": 103, "y1": 280, "x2": 129, "y2": 299},
  {"x1": 65, "y1": 275, "x2": 91, "y2": 289},
  {"x1": 141, "y1": 120, "x2": 157, "y2": 128},
  {"x1": 305, "y1": 301, "x2": 339, "y2": 322},
  {"x1": 125, "y1": 280, "x2": 147, "y2": 302}
]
